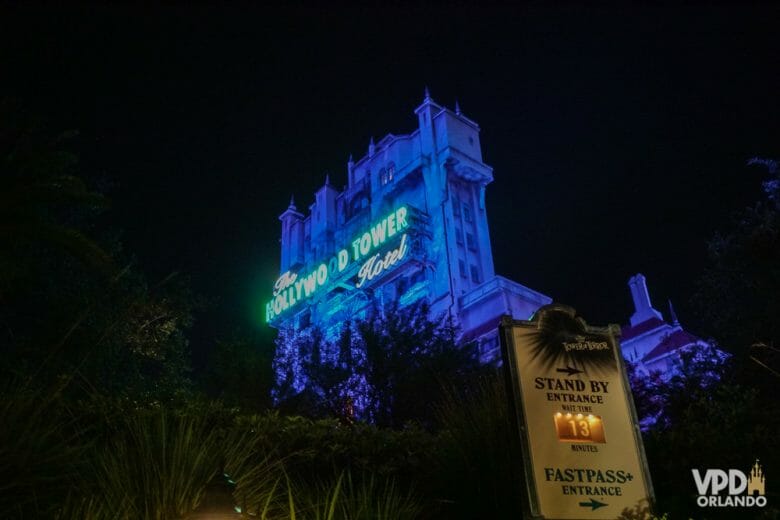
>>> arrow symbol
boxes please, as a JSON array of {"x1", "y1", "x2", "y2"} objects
[
  {"x1": 556, "y1": 366, "x2": 583, "y2": 376},
  {"x1": 578, "y1": 498, "x2": 607, "y2": 511}
]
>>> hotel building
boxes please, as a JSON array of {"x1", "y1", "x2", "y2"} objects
[{"x1": 266, "y1": 91, "x2": 551, "y2": 392}]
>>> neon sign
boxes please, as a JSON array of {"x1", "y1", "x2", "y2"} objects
[
  {"x1": 356, "y1": 234, "x2": 408, "y2": 288},
  {"x1": 266, "y1": 206, "x2": 410, "y2": 322}
]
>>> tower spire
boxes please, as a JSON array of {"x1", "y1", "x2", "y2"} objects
[
  {"x1": 325, "y1": 173, "x2": 331, "y2": 186},
  {"x1": 668, "y1": 299, "x2": 680, "y2": 326},
  {"x1": 424, "y1": 86, "x2": 431, "y2": 102},
  {"x1": 368, "y1": 136, "x2": 375, "y2": 157},
  {"x1": 288, "y1": 194, "x2": 296, "y2": 209},
  {"x1": 455, "y1": 99, "x2": 462, "y2": 115},
  {"x1": 347, "y1": 154, "x2": 355, "y2": 188}
]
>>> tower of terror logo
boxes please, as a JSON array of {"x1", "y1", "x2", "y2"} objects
[{"x1": 692, "y1": 459, "x2": 766, "y2": 508}]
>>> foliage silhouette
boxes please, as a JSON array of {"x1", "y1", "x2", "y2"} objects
[
  {"x1": 275, "y1": 300, "x2": 487, "y2": 427},
  {"x1": 0, "y1": 102, "x2": 197, "y2": 405}
]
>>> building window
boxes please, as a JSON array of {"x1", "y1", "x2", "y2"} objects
[
  {"x1": 455, "y1": 227, "x2": 464, "y2": 245},
  {"x1": 466, "y1": 232, "x2": 476, "y2": 251},
  {"x1": 380, "y1": 163, "x2": 395, "y2": 186},
  {"x1": 453, "y1": 197, "x2": 461, "y2": 216},
  {"x1": 470, "y1": 264, "x2": 481, "y2": 284},
  {"x1": 459, "y1": 259, "x2": 467, "y2": 278},
  {"x1": 464, "y1": 203, "x2": 472, "y2": 223},
  {"x1": 349, "y1": 195, "x2": 368, "y2": 218}
]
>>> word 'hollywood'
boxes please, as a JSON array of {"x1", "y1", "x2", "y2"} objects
[{"x1": 266, "y1": 206, "x2": 410, "y2": 321}]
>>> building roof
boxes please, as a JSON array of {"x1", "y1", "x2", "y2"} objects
[
  {"x1": 642, "y1": 329, "x2": 702, "y2": 362},
  {"x1": 621, "y1": 317, "x2": 666, "y2": 340}
]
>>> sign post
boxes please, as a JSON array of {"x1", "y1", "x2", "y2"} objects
[{"x1": 500, "y1": 304, "x2": 654, "y2": 519}]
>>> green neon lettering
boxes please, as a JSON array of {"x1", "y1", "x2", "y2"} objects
[
  {"x1": 359, "y1": 233, "x2": 371, "y2": 256},
  {"x1": 302, "y1": 272, "x2": 317, "y2": 297},
  {"x1": 338, "y1": 249, "x2": 348, "y2": 271},
  {"x1": 316, "y1": 264, "x2": 328, "y2": 285},
  {"x1": 371, "y1": 219, "x2": 387, "y2": 247},
  {"x1": 267, "y1": 205, "x2": 412, "y2": 320},
  {"x1": 396, "y1": 206, "x2": 408, "y2": 230}
]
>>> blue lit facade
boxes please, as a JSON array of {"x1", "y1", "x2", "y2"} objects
[
  {"x1": 268, "y1": 92, "x2": 551, "y2": 394},
  {"x1": 620, "y1": 274, "x2": 715, "y2": 376}
]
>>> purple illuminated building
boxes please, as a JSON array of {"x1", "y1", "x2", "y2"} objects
[{"x1": 267, "y1": 91, "x2": 551, "y2": 395}]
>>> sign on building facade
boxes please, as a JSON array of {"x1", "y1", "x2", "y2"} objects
[{"x1": 500, "y1": 305, "x2": 654, "y2": 519}]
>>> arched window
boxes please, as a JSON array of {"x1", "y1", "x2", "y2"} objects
[{"x1": 380, "y1": 163, "x2": 395, "y2": 186}]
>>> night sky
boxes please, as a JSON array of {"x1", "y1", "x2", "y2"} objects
[{"x1": 3, "y1": 4, "x2": 779, "y2": 360}]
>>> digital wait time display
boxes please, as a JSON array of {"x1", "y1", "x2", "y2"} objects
[{"x1": 554, "y1": 412, "x2": 606, "y2": 443}]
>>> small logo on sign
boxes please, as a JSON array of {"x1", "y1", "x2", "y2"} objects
[{"x1": 692, "y1": 459, "x2": 766, "y2": 508}]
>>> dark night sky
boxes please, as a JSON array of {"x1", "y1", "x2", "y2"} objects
[{"x1": 2, "y1": 4, "x2": 779, "y2": 358}]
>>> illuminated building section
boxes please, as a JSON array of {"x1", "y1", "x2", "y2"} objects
[
  {"x1": 620, "y1": 274, "x2": 715, "y2": 376},
  {"x1": 268, "y1": 91, "x2": 551, "y2": 392}
]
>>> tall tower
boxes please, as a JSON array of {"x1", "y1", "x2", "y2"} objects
[{"x1": 267, "y1": 94, "x2": 551, "y2": 402}]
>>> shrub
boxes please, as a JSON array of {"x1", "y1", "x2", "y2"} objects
[
  {"x1": 65, "y1": 406, "x2": 230, "y2": 519},
  {"x1": 0, "y1": 380, "x2": 90, "y2": 518},
  {"x1": 285, "y1": 470, "x2": 423, "y2": 520},
  {"x1": 432, "y1": 374, "x2": 523, "y2": 518}
]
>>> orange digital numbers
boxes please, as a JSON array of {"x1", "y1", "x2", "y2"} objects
[{"x1": 554, "y1": 412, "x2": 606, "y2": 443}]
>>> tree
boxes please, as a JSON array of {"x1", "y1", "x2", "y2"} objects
[
  {"x1": 627, "y1": 345, "x2": 729, "y2": 430},
  {"x1": 627, "y1": 346, "x2": 777, "y2": 519},
  {"x1": 693, "y1": 158, "x2": 780, "y2": 357},
  {"x1": 88, "y1": 272, "x2": 198, "y2": 403},
  {"x1": 356, "y1": 301, "x2": 485, "y2": 428},
  {"x1": 631, "y1": 162, "x2": 780, "y2": 517},
  {"x1": 0, "y1": 99, "x2": 114, "y2": 291},
  {"x1": 690, "y1": 157, "x2": 780, "y2": 441},
  {"x1": 273, "y1": 301, "x2": 487, "y2": 428},
  {"x1": 0, "y1": 101, "x2": 197, "y2": 404},
  {"x1": 203, "y1": 331, "x2": 275, "y2": 411}
]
